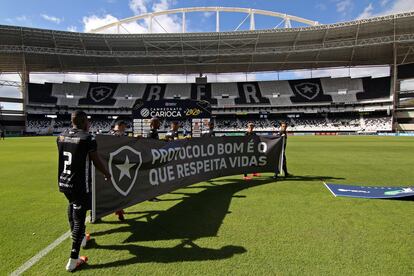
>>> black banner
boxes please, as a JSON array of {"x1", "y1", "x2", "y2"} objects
[{"x1": 92, "y1": 135, "x2": 284, "y2": 220}]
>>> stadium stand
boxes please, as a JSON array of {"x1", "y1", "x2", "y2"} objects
[
  {"x1": 320, "y1": 77, "x2": 362, "y2": 103},
  {"x1": 113, "y1": 83, "x2": 146, "y2": 98},
  {"x1": 26, "y1": 115, "x2": 53, "y2": 134},
  {"x1": 164, "y1": 84, "x2": 191, "y2": 99},
  {"x1": 190, "y1": 84, "x2": 217, "y2": 104},
  {"x1": 26, "y1": 113, "x2": 392, "y2": 134},
  {"x1": 211, "y1": 82, "x2": 239, "y2": 98},
  {"x1": 28, "y1": 83, "x2": 57, "y2": 104},
  {"x1": 25, "y1": 77, "x2": 393, "y2": 134},
  {"x1": 51, "y1": 82, "x2": 89, "y2": 97},
  {"x1": 358, "y1": 77, "x2": 391, "y2": 100},
  {"x1": 78, "y1": 83, "x2": 117, "y2": 106},
  {"x1": 27, "y1": 77, "x2": 392, "y2": 107}
]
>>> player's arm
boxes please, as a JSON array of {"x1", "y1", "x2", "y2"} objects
[{"x1": 89, "y1": 151, "x2": 111, "y2": 180}]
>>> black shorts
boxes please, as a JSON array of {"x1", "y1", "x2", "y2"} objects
[{"x1": 64, "y1": 192, "x2": 92, "y2": 211}]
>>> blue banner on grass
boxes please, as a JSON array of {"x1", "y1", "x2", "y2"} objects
[{"x1": 324, "y1": 183, "x2": 414, "y2": 199}]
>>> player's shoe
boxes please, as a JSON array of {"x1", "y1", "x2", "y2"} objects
[
  {"x1": 252, "y1": 173, "x2": 261, "y2": 177},
  {"x1": 65, "y1": 256, "x2": 88, "y2": 272},
  {"x1": 148, "y1": 197, "x2": 161, "y2": 202},
  {"x1": 115, "y1": 210, "x2": 125, "y2": 221},
  {"x1": 243, "y1": 176, "x2": 252, "y2": 180},
  {"x1": 284, "y1": 173, "x2": 292, "y2": 177},
  {"x1": 81, "y1": 233, "x2": 90, "y2": 248}
]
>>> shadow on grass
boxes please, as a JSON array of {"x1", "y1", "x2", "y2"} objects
[
  {"x1": 85, "y1": 239, "x2": 246, "y2": 269},
  {"x1": 280, "y1": 175, "x2": 345, "y2": 182},
  {"x1": 88, "y1": 175, "x2": 342, "y2": 268},
  {"x1": 93, "y1": 178, "x2": 274, "y2": 242}
]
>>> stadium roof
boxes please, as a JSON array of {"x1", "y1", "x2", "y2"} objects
[{"x1": 0, "y1": 12, "x2": 414, "y2": 74}]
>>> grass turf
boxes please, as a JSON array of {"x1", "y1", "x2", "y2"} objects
[{"x1": 0, "y1": 136, "x2": 413, "y2": 275}]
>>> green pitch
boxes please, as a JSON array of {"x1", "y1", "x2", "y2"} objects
[{"x1": 1, "y1": 136, "x2": 413, "y2": 275}]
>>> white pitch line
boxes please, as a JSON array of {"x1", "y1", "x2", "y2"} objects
[
  {"x1": 10, "y1": 230, "x2": 71, "y2": 276},
  {"x1": 11, "y1": 216, "x2": 90, "y2": 276}
]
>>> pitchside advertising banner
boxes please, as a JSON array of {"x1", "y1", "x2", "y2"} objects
[
  {"x1": 92, "y1": 135, "x2": 284, "y2": 220},
  {"x1": 325, "y1": 183, "x2": 414, "y2": 199}
]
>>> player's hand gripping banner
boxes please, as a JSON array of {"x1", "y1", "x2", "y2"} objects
[{"x1": 92, "y1": 135, "x2": 284, "y2": 220}]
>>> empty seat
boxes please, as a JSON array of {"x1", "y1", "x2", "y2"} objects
[
  {"x1": 113, "y1": 83, "x2": 146, "y2": 98},
  {"x1": 216, "y1": 98, "x2": 236, "y2": 106},
  {"x1": 321, "y1": 77, "x2": 363, "y2": 94},
  {"x1": 56, "y1": 97, "x2": 79, "y2": 106},
  {"x1": 115, "y1": 99, "x2": 136, "y2": 108},
  {"x1": 51, "y1": 83, "x2": 89, "y2": 97},
  {"x1": 268, "y1": 97, "x2": 293, "y2": 106},
  {"x1": 329, "y1": 93, "x2": 357, "y2": 103},
  {"x1": 164, "y1": 84, "x2": 191, "y2": 99},
  {"x1": 259, "y1": 81, "x2": 294, "y2": 97},
  {"x1": 211, "y1": 83, "x2": 239, "y2": 98}
]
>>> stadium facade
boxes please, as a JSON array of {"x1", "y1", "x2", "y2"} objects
[{"x1": 0, "y1": 8, "x2": 414, "y2": 134}]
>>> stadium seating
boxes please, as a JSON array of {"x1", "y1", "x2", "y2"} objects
[
  {"x1": 25, "y1": 77, "x2": 393, "y2": 134},
  {"x1": 78, "y1": 83, "x2": 117, "y2": 106},
  {"x1": 27, "y1": 77, "x2": 392, "y2": 107},
  {"x1": 259, "y1": 81, "x2": 294, "y2": 97},
  {"x1": 28, "y1": 83, "x2": 57, "y2": 104},
  {"x1": 113, "y1": 83, "x2": 146, "y2": 98},
  {"x1": 211, "y1": 82, "x2": 239, "y2": 98},
  {"x1": 25, "y1": 114, "x2": 392, "y2": 134},
  {"x1": 216, "y1": 98, "x2": 236, "y2": 107},
  {"x1": 164, "y1": 84, "x2": 191, "y2": 99},
  {"x1": 56, "y1": 97, "x2": 79, "y2": 107},
  {"x1": 26, "y1": 116, "x2": 53, "y2": 134},
  {"x1": 115, "y1": 99, "x2": 136, "y2": 108},
  {"x1": 320, "y1": 77, "x2": 362, "y2": 103},
  {"x1": 357, "y1": 77, "x2": 391, "y2": 100},
  {"x1": 51, "y1": 83, "x2": 89, "y2": 97}
]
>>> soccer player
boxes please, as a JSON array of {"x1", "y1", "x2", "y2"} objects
[
  {"x1": 243, "y1": 122, "x2": 260, "y2": 180},
  {"x1": 0, "y1": 129, "x2": 5, "y2": 140},
  {"x1": 147, "y1": 117, "x2": 161, "y2": 202},
  {"x1": 273, "y1": 122, "x2": 291, "y2": 179},
  {"x1": 202, "y1": 121, "x2": 215, "y2": 137},
  {"x1": 110, "y1": 120, "x2": 128, "y2": 137},
  {"x1": 110, "y1": 120, "x2": 128, "y2": 220},
  {"x1": 57, "y1": 111, "x2": 111, "y2": 272},
  {"x1": 148, "y1": 117, "x2": 160, "y2": 139},
  {"x1": 165, "y1": 121, "x2": 179, "y2": 141}
]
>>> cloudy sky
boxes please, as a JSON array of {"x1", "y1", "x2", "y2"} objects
[
  {"x1": 1, "y1": 0, "x2": 413, "y2": 32},
  {"x1": 0, "y1": 0, "x2": 413, "y2": 105}
]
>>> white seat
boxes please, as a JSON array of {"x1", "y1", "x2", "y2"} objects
[
  {"x1": 211, "y1": 83, "x2": 239, "y2": 98},
  {"x1": 164, "y1": 84, "x2": 191, "y2": 99},
  {"x1": 56, "y1": 97, "x2": 79, "y2": 106},
  {"x1": 259, "y1": 81, "x2": 294, "y2": 97},
  {"x1": 115, "y1": 98, "x2": 136, "y2": 108},
  {"x1": 51, "y1": 83, "x2": 89, "y2": 97},
  {"x1": 113, "y1": 84, "x2": 146, "y2": 98},
  {"x1": 216, "y1": 98, "x2": 236, "y2": 107},
  {"x1": 321, "y1": 77, "x2": 363, "y2": 94}
]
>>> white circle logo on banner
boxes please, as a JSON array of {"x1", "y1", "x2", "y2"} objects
[{"x1": 140, "y1": 108, "x2": 150, "y2": 117}]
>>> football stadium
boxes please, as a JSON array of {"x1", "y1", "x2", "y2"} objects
[{"x1": 0, "y1": 1, "x2": 414, "y2": 275}]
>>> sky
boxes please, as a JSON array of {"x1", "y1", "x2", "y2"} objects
[
  {"x1": 1, "y1": 0, "x2": 413, "y2": 33},
  {"x1": 0, "y1": 0, "x2": 413, "y2": 107}
]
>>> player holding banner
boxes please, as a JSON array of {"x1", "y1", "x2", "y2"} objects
[
  {"x1": 273, "y1": 122, "x2": 291, "y2": 179},
  {"x1": 110, "y1": 120, "x2": 128, "y2": 221},
  {"x1": 243, "y1": 122, "x2": 261, "y2": 180},
  {"x1": 57, "y1": 111, "x2": 111, "y2": 272}
]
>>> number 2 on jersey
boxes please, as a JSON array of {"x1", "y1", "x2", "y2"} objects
[{"x1": 63, "y1": 151, "x2": 72, "y2": 174}]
